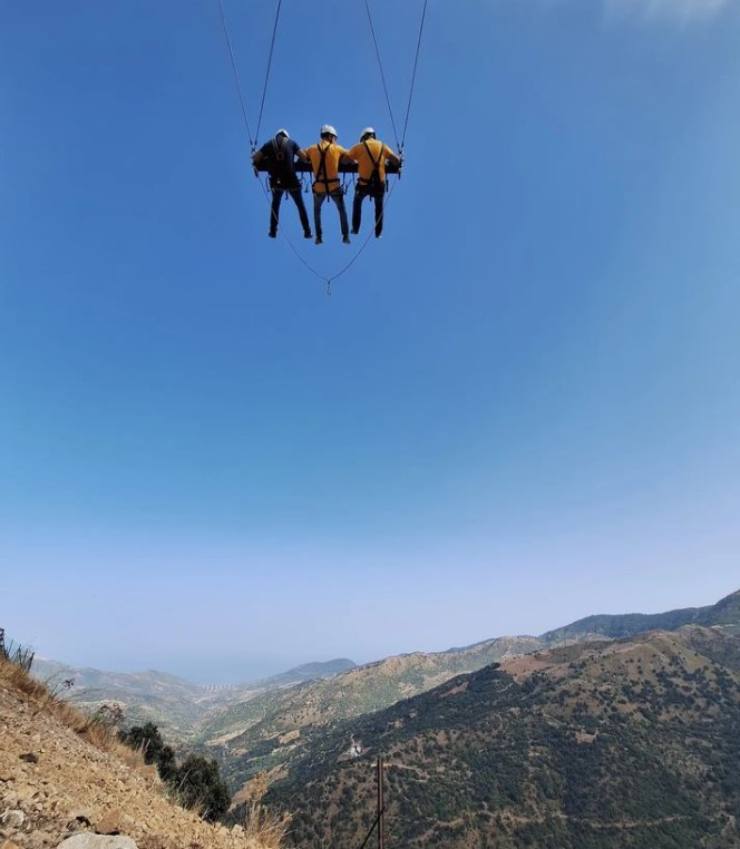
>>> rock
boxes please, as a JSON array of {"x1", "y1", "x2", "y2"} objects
[
  {"x1": 67, "y1": 810, "x2": 93, "y2": 828},
  {"x1": 19, "y1": 752, "x2": 39, "y2": 764},
  {"x1": 56, "y1": 837, "x2": 138, "y2": 849},
  {"x1": 0, "y1": 810, "x2": 26, "y2": 829},
  {"x1": 95, "y1": 811, "x2": 122, "y2": 836}
]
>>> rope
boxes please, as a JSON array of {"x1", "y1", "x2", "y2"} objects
[
  {"x1": 328, "y1": 183, "x2": 397, "y2": 287},
  {"x1": 401, "y1": 0, "x2": 429, "y2": 150},
  {"x1": 254, "y1": 0, "x2": 283, "y2": 144},
  {"x1": 357, "y1": 807, "x2": 385, "y2": 849},
  {"x1": 255, "y1": 179, "x2": 398, "y2": 295},
  {"x1": 217, "y1": 0, "x2": 255, "y2": 150},
  {"x1": 363, "y1": 0, "x2": 401, "y2": 151}
]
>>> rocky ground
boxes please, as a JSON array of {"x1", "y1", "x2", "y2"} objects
[{"x1": 0, "y1": 661, "x2": 277, "y2": 849}]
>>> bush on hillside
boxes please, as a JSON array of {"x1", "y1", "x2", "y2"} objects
[
  {"x1": 174, "y1": 755, "x2": 231, "y2": 822},
  {"x1": 120, "y1": 724, "x2": 229, "y2": 820},
  {"x1": 119, "y1": 722, "x2": 177, "y2": 781}
]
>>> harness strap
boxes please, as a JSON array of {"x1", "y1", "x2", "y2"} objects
[
  {"x1": 271, "y1": 136, "x2": 286, "y2": 162},
  {"x1": 314, "y1": 142, "x2": 341, "y2": 193},
  {"x1": 358, "y1": 141, "x2": 384, "y2": 187}
]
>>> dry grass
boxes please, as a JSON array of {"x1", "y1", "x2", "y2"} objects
[
  {"x1": 0, "y1": 656, "x2": 146, "y2": 770},
  {"x1": 241, "y1": 803, "x2": 291, "y2": 849}
]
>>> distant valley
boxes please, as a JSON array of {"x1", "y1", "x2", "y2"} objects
[
  {"x1": 33, "y1": 588, "x2": 740, "y2": 829},
  {"x1": 31, "y1": 656, "x2": 356, "y2": 739}
]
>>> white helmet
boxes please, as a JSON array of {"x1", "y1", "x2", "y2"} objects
[
  {"x1": 360, "y1": 126, "x2": 376, "y2": 140},
  {"x1": 276, "y1": 128, "x2": 290, "y2": 139},
  {"x1": 320, "y1": 124, "x2": 338, "y2": 138}
]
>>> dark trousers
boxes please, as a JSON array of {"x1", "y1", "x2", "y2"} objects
[
  {"x1": 313, "y1": 190, "x2": 349, "y2": 239},
  {"x1": 352, "y1": 183, "x2": 385, "y2": 237},
  {"x1": 270, "y1": 188, "x2": 310, "y2": 236}
]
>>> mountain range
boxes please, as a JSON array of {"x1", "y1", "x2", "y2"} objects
[
  {"x1": 201, "y1": 589, "x2": 740, "y2": 797},
  {"x1": 32, "y1": 587, "x2": 740, "y2": 821},
  {"x1": 263, "y1": 624, "x2": 740, "y2": 849}
]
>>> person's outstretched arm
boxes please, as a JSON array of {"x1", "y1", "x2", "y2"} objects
[{"x1": 385, "y1": 145, "x2": 401, "y2": 167}]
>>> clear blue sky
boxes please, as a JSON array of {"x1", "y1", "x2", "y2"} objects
[{"x1": 2, "y1": 0, "x2": 739, "y2": 682}]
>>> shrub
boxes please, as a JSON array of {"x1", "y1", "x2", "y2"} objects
[
  {"x1": 119, "y1": 724, "x2": 229, "y2": 820},
  {"x1": 174, "y1": 755, "x2": 231, "y2": 821}
]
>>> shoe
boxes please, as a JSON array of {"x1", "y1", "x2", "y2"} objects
[
  {"x1": 304, "y1": 231, "x2": 313, "y2": 239},
  {"x1": 350, "y1": 228, "x2": 359, "y2": 235},
  {"x1": 342, "y1": 235, "x2": 351, "y2": 244},
  {"x1": 375, "y1": 233, "x2": 382, "y2": 240},
  {"x1": 268, "y1": 232, "x2": 277, "y2": 239},
  {"x1": 315, "y1": 235, "x2": 323, "y2": 245}
]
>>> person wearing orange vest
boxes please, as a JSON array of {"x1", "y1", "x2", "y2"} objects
[
  {"x1": 299, "y1": 125, "x2": 351, "y2": 245},
  {"x1": 346, "y1": 128, "x2": 401, "y2": 239}
]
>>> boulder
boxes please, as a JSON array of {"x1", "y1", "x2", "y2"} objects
[
  {"x1": 95, "y1": 811, "x2": 123, "y2": 836},
  {"x1": 56, "y1": 836, "x2": 138, "y2": 849}
]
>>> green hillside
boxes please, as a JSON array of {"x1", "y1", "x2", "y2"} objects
[
  {"x1": 199, "y1": 636, "x2": 542, "y2": 789},
  {"x1": 541, "y1": 589, "x2": 740, "y2": 644},
  {"x1": 262, "y1": 627, "x2": 740, "y2": 849}
]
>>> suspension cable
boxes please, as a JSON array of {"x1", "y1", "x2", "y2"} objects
[
  {"x1": 401, "y1": 0, "x2": 429, "y2": 150},
  {"x1": 363, "y1": 0, "x2": 401, "y2": 152},
  {"x1": 217, "y1": 0, "x2": 255, "y2": 150},
  {"x1": 255, "y1": 0, "x2": 284, "y2": 145}
]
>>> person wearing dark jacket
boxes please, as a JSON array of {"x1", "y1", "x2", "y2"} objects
[{"x1": 252, "y1": 129, "x2": 312, "y2": 239}]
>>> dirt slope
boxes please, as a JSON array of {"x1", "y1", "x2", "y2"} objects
[{"x1": 0, "y1": 661, "x2": 270, "y2": 849}]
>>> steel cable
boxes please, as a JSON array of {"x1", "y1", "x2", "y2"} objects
[
  {"x1": 401, "y1": 0, "x2": 429, "y2": 150},
  {"x1": 254, "y1": 0, "x2": 284, "y2": 145},
  {"x1": 363, "y1": 0, "x2": 402, "y2": 151}
]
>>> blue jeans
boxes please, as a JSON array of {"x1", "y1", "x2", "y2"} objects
[
  {"x1": 270, "y1": 188, "x2": 310, "y2": 236},
  {"x1": 313, "y1": 190, "x2": 349, "y2": 239},
  {"x1": 352, "y1": 183, "x2": 385, "y2": 237}
]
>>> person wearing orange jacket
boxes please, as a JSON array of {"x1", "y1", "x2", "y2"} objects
[
  {"x1": 346, "y1": 128, "x2": 401, "y2": 239},
  {"x1": 299, "y1": 125, "x2": 351, "y2": 245}
]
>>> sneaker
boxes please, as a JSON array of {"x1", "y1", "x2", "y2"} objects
[
  {"x1": 268, "y1": 232, "x2": 277, "y2": 239},
  {"x1": 342, "y1": 235, "x2": 351, "y2": 244},
  {"x1": 315, "y1": 235, "x2": 323, "y2": 245},
  {"x1": 304, "y1": 231, "x2": 313, "y2": 239},
  {"x1": 350, "y1": 228, "x2": 359, "y2": 235}
]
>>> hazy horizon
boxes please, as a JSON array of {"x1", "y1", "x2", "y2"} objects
[{"x1": 14, "y1": 580, "x2": 739, "y2": 684}]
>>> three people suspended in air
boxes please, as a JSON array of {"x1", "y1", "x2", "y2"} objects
[{"x1": 252, "y1": 125, "x2": 401, "y2": 245}]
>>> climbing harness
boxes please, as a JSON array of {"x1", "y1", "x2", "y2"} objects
[
  {"x1": 314, "y1": 143, "x2": 342, "y2": 195},
  {"x1": 359, "y1": 141, "x2": 384, "y2": 193}
]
